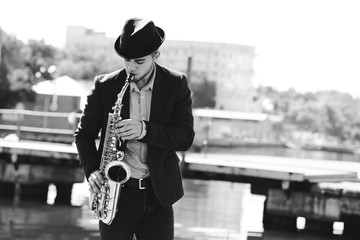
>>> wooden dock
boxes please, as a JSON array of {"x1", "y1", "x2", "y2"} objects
[
  {"x1": 2, "y1": 137, "x2": 360, "y2": 237},
  {"x1": 0, "y1": 138, "x2": 83, "y2": 205},
  {"x1": 181, "y1": 152, "x2": 360, "y2": 238},
  {"x1": 182, "y1": 153, "x2": 360, "y2": 182},
  {"x1": 0, "y1": 138, "x2": 78, "y2": 158}
]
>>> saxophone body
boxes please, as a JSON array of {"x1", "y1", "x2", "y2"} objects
[{"x1": 89, "y1": 74, "x2": 134, "y2": 225}]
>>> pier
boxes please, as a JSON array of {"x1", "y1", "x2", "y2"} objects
[
  {"x1": 2, "y1": 136, "x2": 360, "y2": 238},
  {"x1": 181, "y1": 152, "x2": 360, "y2": 238},
  {"x1": 0, "y1": 108, "x2": 83, "y2": 205},
  {"x1": 0, "y1": 138, "x2": 83, "y2": 205}
]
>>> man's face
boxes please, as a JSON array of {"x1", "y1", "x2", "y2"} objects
[{"x1": 124, "y1": 53, "x2": 159, "y2": 82}]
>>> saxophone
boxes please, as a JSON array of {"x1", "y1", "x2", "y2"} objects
[{"x1": 89, "y1": 74, "x2": 134, "y2": 225}]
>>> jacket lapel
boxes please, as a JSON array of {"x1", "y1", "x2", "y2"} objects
[{"x1": 150, "y1": 64, "x2": 169, "y2": 122}]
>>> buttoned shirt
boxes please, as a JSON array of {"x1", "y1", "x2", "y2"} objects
[{"x1": 124, "y1": 68, "x2": 155, "y2": 179}]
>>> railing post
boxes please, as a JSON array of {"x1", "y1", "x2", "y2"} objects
[{"x1": 16, "y1": 111, "x2": 23, "y2": 140}]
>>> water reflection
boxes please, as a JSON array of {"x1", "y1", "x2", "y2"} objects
[
  {"x1": 174, "y1": 180, "x2": 259, "y2": 239},
  {"x1": 0, "y1": 200, "x2": 98, "y2": 240},
  {"x1": 0, "y1": 179, "x2": 354, "y2": 240}
]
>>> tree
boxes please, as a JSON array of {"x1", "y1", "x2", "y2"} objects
[
  {"x1": 0, "y1": 29, "x2": 60, "y2": 108},
  {"x1": 0, "y1": 28, "x2": 26, "y2": 108},
  {"x1": 256, "y1": 86, "x2": 360, "y2": 144},
  {"x1": 22, "y1": 39, "x2": 59, "y2": 81},
  {"x1": 57, "y1": 44, "x2": 120, "y2": 80}
]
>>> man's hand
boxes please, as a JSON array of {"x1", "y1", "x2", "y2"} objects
[
  {"x1": 115, "y1": 119, "x2": 142, "y2": 140},
  {"x1": 88, "y1": 170, "x2": 104, "y2": 194}
]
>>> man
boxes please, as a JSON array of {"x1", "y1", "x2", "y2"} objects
[{"x1": 74, "y1": 18, "x2": 195, "y2": 240}]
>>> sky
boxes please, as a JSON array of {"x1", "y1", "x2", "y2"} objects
[{"x1": 1, "y1": 0, "x2": 360, "y2": 96}]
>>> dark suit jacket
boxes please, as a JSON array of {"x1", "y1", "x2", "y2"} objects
[{"x1": 74, "y1": 63, "x2": 195, "y2": 207}]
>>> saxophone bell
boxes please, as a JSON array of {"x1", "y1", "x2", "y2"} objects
[{"x1": 105, "y1": 161, "x2": 131, "y2": 184}]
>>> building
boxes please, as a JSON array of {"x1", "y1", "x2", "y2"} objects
[
  {"x1": 65, "y1": 26, "x2": 258, "y2": 112},
  {"x1": 31, "y1": 75, "x2": 88, "y2": 112},
  {"x1": 65, "y1": 26, "x2": 113, "y2": 50},
  {"x1": 157, "y1": 40, "x2": 257, "y2": 111}
]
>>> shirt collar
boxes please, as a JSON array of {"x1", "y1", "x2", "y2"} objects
[{"x1": 130, "y1": 65, "x2": 156, "y2": 92}]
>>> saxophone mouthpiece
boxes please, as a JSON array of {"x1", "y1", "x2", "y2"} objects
[{"x1": 127, "y1": 74, "x2": 134, "y2": 82}]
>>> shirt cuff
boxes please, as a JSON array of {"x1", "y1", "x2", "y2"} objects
[{"x1": 136, "y1": 120, "x2": 147, "y2": 140}]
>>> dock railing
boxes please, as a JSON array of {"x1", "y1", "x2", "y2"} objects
[{"x1": 0, "y1": 108, "x2": 82, "y2": 143}]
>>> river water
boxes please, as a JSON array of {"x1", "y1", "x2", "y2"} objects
[{"x1": 0, "y1": 177, "x2": 355, "y2": 240}]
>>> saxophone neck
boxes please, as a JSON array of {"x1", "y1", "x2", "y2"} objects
[
  {"x1": 118, "y1": 74, "x2": 134, "y2": 98},
  {"x1": 112, "y1": 74, "x2": 134, "y2": 114}
]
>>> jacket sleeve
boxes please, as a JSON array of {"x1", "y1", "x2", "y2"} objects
[
  {"x1": 74, "y1": 76, "x2": 103, "y2": 179},
  {"x1": 139, "y1": 73, "x2": 195, "y2": 152}
]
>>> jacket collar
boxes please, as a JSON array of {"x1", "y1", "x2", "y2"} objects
[{"x1": 114, "y1": 64, "x2": 170, "y2": 122}]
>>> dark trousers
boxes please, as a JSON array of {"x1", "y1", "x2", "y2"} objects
[{"x1": 99, "y1": 180, "x2": 174, "y2": 240}]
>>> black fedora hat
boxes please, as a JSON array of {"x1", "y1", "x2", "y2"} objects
[{"x1": 114, "y1": 18, "x2": 165, "y2": 59}]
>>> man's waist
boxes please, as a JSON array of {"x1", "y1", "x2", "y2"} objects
[{"x1": 124, "y1": 177, "x2": 151, "y2": 190}]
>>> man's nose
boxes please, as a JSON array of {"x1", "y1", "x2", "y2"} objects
[{"x1": 127, "y1": 61, "x2": 136, "y2": 71}]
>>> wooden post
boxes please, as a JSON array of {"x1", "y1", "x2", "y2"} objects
[
  {"x1": 11, "y1": 153, "x2": 21, "y2": 206},
  {"x1": 187, "y1": 56, "x2": 192, "y2": 84},
  {"x1": 16, "y1": 111, "x2": 23, "y2": 140},
  {"x1": 13, "y1": 182, "x2": 21, "y2": 206},
  {"x1": 54, "y1": 183, "x2": 73, "y2": 205}
]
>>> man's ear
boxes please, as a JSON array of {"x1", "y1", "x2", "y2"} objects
[{"x1": 154, "y1": 51, "x2": 161, "y2": 61}]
